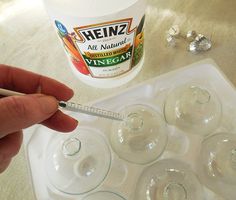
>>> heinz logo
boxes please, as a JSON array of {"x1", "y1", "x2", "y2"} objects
[
  {"x1": 74, "y1": 19, "x2": 134, "y2": 42},
  {"x1": 82, "y1": 24, "x2": 127, "y2": 41}
]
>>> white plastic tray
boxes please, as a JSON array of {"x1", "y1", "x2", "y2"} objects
[{"x1": 24, "y1": 59, "x2": 236, "y2": 200}]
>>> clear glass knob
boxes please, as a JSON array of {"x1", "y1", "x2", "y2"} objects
[
  {"x1": 198, "y1": 132, "x2": 236, "y2": 199},
  {"x1": 82, "y1": 191, "x2": 126, "y2": 200},
  {"x1": 135, "y1": 159, "x2": 203, "y2": 200},
  {"x1": 164, "y1": 85, "x2": 222, "y2": 136},
  {"x1": 110, "y1": 104, "x2": 168, "y2": 164},
  {"x1": 45, "y1": 128, "x2": 111, "y2": 195}
]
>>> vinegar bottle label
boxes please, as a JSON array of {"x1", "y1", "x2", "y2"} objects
[{"x1": 54, "y1": 15, "x2": 145, "y2": 78}]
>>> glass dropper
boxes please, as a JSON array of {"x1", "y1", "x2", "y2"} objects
[{"x1": 0, "y1": 88, "x2": 124, "y2": 121}]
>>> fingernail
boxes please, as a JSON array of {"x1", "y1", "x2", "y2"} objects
[{"x1": 37, "y1": 96, "x2": 58, "y2": 115}]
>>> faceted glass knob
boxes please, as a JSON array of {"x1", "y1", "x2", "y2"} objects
[
  {"x1": 164, "y1": 85, "x2": 222, "y2": 136},
  {"x1": 198, "y1": 132, "x2": 236, "y2": 199},
  {"x1": 189, "y1": 34, "x2": 212, "y2": 53},
  {"x1": 45, "y1": 128, "x2": 111, "y2": 195},
  {"x1": 110, "y1": 104, "x2": 168, "y2": 164},
  {"x1": 134, "y1": 159, "x2": 203, "y2": 200}
]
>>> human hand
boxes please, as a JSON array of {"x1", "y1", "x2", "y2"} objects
[{"x1": 0, "y1": 64, "x2": 78, "y2": 173}]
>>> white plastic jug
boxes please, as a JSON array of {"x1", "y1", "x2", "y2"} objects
[{"x1": 43, "y1": 0, "x2": 146, "y2": 88}]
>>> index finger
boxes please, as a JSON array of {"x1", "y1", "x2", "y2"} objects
[{"x1": 0, "y1": 64, "x2": 73, "y2": 101}]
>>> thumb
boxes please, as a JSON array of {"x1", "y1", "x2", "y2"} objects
[{"x1": 0, "y1": 94, "x2": 58, "y2": 138}]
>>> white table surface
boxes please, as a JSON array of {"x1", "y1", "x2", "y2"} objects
[{"x1": 0, "y1": 0, "x2": 236, "y2": 199}]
